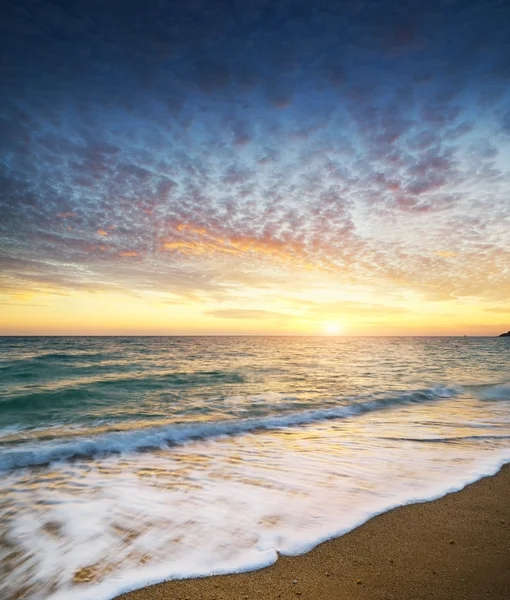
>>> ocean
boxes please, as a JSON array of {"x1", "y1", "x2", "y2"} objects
[{"x1": 0, "y1": 336, "x2": 509, "y2": 600}]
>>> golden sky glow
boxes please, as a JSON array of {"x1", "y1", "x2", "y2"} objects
[
  {"x1": 0, "y1": 200, "x2": 510, "y2": 335},
  {"x1": 2, "y1": 211, "x2": 510, "y2": 334},
  {"x1": 2, "y1": 270, "x2": 510, "y2": 335},
  {"x1": 2, "y1": 207, "x2": 510, "y2": 335}
]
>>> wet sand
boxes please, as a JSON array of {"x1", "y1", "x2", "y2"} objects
[{"x1": 117, "y1": 464, "x2": 510, "y2": 600}]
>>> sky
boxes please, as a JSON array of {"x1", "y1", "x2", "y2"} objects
[{"x1": 1, "y1": 0, "x2": 510, "y2": 335}]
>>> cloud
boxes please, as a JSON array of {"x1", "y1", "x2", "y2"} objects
[
  {"x1": 205, "y1": 309, "x2": 292, "y2": 320},
  {"x1": 303, "y1": 300, "x2": 410, "y2": 317},
  {"x1": 0, "y1": 0, "x2": 509, "y2": 317},
  {"x1": 483, "y1": 306, "x2": 510, "y2": 313},
  {"x1": 435, "y1": 251, "x2": 458, "y2": 258}
]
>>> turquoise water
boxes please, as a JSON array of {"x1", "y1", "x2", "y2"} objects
[{"x1": 1, "y1": 336, "x2": 509, "y2": 600}]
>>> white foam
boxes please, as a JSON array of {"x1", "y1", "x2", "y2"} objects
[{"x1": 1, "y1": 399, "x2": 509, "y2": 600}]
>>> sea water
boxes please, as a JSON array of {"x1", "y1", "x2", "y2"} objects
[{"x1": 0, "y1": 336, "x2": 509, "y2": 600}]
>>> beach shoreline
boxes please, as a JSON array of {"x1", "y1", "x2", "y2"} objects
[{"x1": 117, "y1": 463, "x2": 510, "y2": 600}]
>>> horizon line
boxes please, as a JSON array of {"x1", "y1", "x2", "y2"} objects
[{"x1": 0, "y1": 334, "x2": 505, "y2": 338}]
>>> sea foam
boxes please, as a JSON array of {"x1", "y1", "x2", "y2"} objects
[{"x1": 1, "y1": 408, "x2": 509, "y2": 600}]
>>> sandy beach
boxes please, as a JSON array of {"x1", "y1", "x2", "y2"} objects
[{"x1": 117, "y1": 464, "x2": 510, "y2": 600}]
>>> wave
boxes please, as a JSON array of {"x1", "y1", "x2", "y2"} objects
[
  {"x1": 0, "y1": 385, "x2": 458, "y2": 471},
  {"x1": 32, "y1": 351, "x2": 108, "y2": 361},
  {"x1": 475, "y1": 383, "x2": 510, "y2": 401},
  {"x1": 0, "y1": 351, "x2": 112, "y2": 368},
  {"x1": 378, "y1": 434, "x2": 510, "y2": 443},
  {"x1": 0, "y1": 386, "x2": 106, "y2": 409},
  {"x1": 0, "y1": 370, "x2": 245, "y2": 409}
]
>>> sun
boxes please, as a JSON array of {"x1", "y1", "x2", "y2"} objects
[{"x1": 323, "y1": 322, "x2": 343, "y2": 335}]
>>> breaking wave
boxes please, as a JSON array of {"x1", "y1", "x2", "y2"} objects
[{"x1": 0, "y1": 385, "x2": 458, "y2": 470}]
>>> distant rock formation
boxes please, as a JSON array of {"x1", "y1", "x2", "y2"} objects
[{"x1": 499, "y1": 331, "x2": 510, "y2": 337}]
